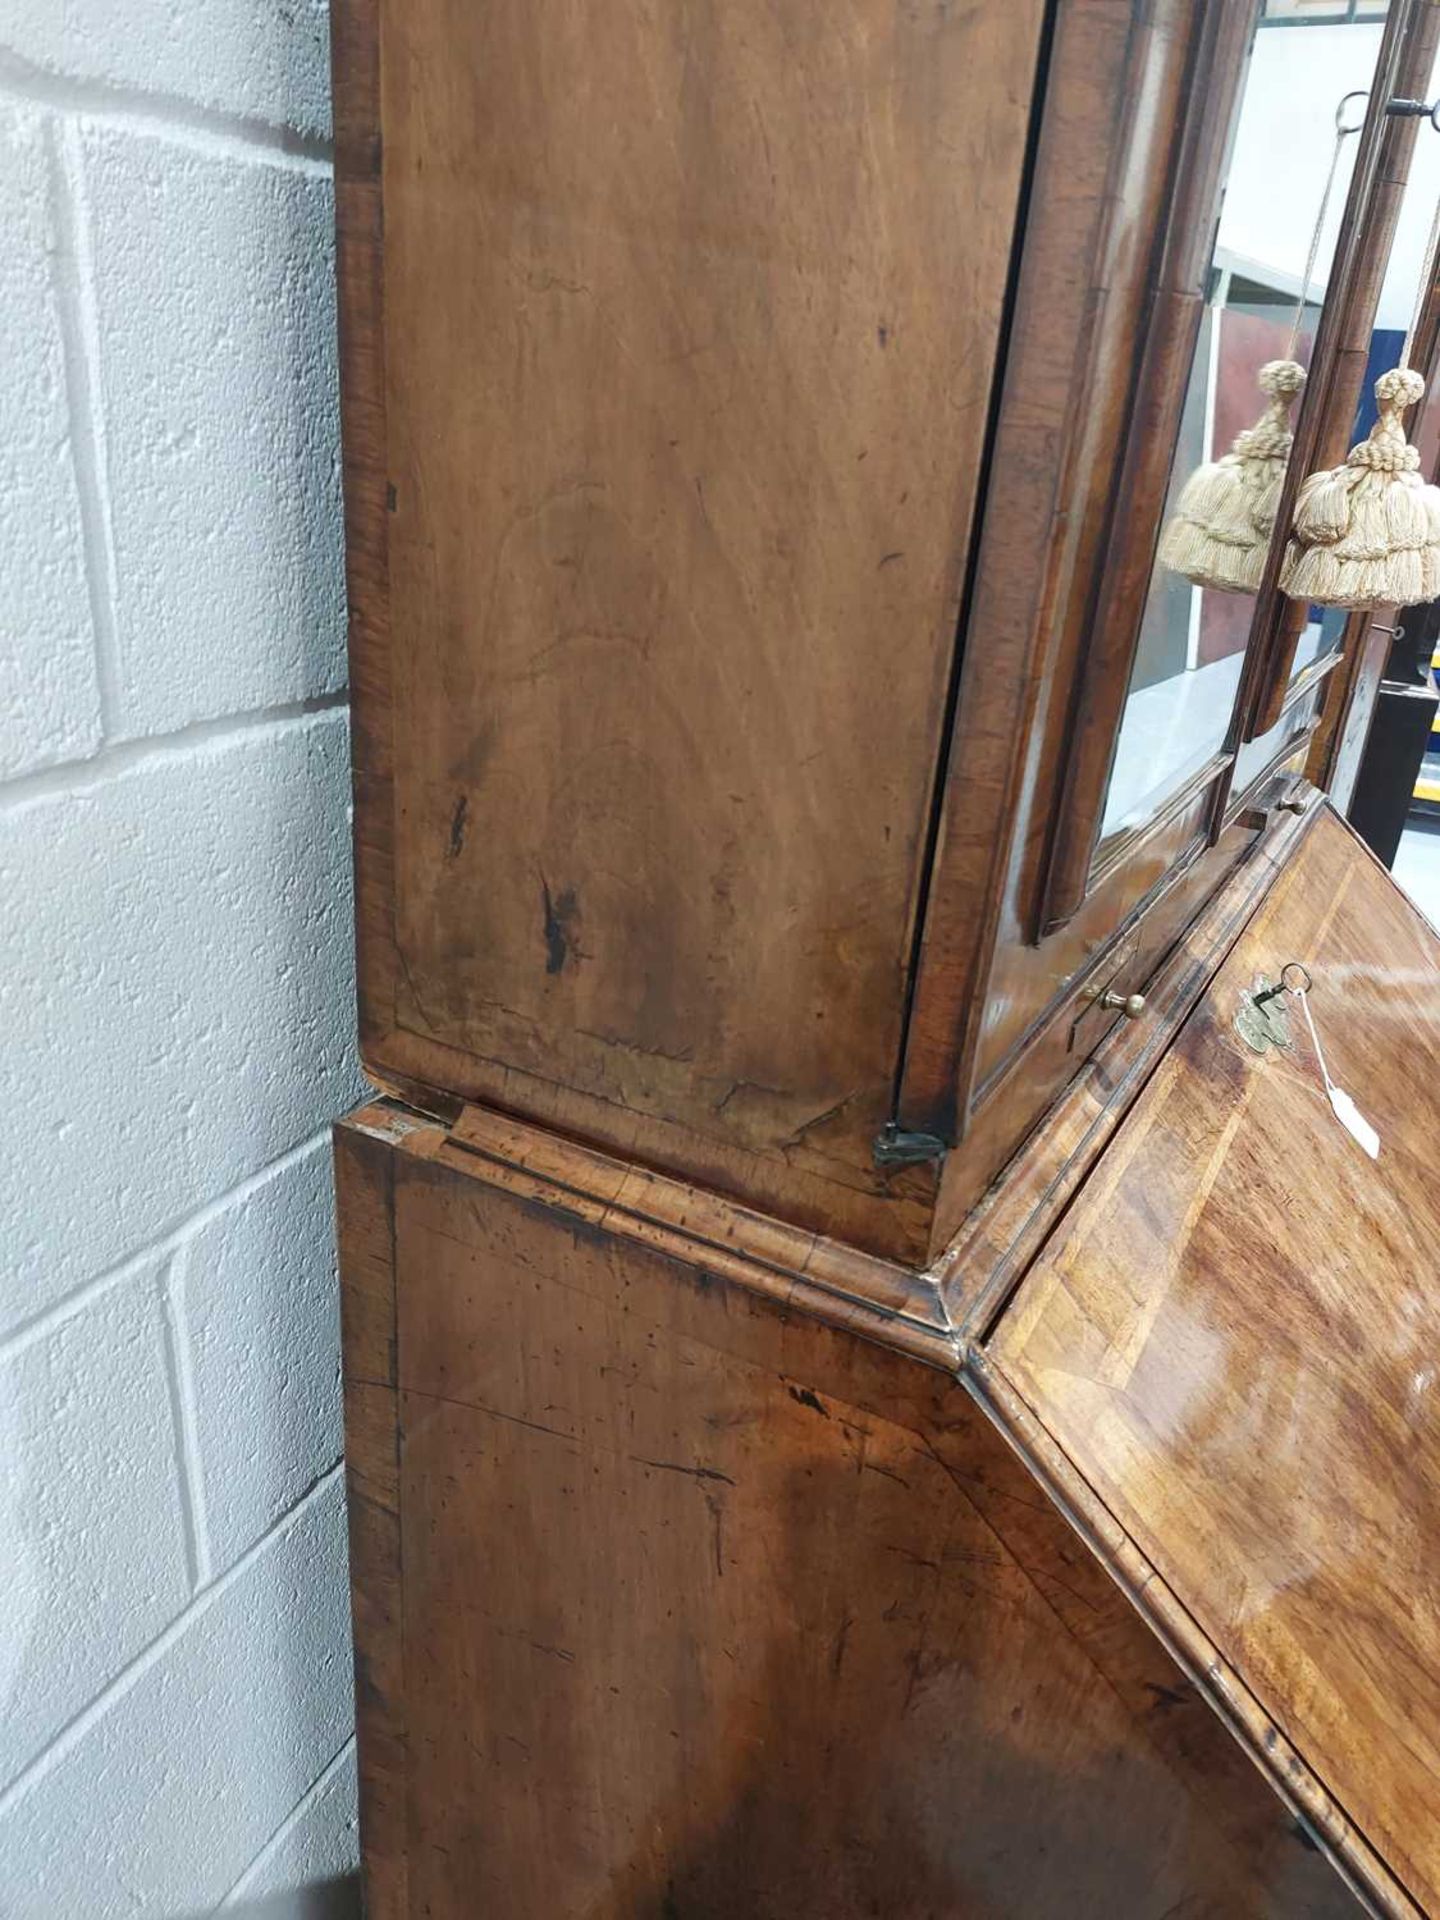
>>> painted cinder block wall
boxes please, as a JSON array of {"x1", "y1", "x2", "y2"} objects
[{"x1": 0, "y1": 2, "x2": 365, "y2": 1912}]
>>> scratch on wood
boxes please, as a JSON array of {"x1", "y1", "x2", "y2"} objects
[
  {"x1": 703, "y1": 1489, "x2": 725, "y2": 1578},
  {"x1": 714, "y1": 1078, "x2": 792, "y2": 1116},
  {"x1": 777, "y1": 1091, "x2": 857, "y2": 1148},
  {"x1": 832, "y1": 1613, "x2": 853, "y2": 1678},
  {"x1": 631, "y1": 1455, "x2": 737, "y2": 1486},
  {"x1": 886, "y1": 1545, "x2": 940, "y2": 1572},
  {"x1": 861, "y1": 1459, "x2": 910, "y2": 1489}
]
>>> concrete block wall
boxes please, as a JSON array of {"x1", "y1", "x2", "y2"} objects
[{"x1": 0, "y1": 3, "x2": 365, "y2": 1912}]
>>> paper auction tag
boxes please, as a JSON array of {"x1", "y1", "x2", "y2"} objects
[{"x1": 1297, "y1": 987, "x2": 1380, "y2": 1161}]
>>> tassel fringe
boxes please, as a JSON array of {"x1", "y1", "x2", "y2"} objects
[
  {"x1": 1158, "y1": 360, "x2": 1306, "y2": 594},
  {"x1": 1281, "y1": 366, "x2": 1440, "y2": 611}
]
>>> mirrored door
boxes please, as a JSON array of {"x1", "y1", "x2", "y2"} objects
[{"x1": 1096, "y1": 11, "x2": 1391, "y2": 864}]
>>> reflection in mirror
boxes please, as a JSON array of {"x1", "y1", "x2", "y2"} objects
[
  {"x1": 1096, "y1": 10, "x2": 1388, "y2": 860},
  {"x1": 1232, "y1": 679, "x2": 1324, "y2": 797},
  {"x1": 1278, "y1": 18, "x2": 1440, "y2": 645},
  {"x1": 1290, "y1": 602, "x2": 1350, "y2": 679},
  {"x1": 1157, "y1": 354, "x2": 1307, "y2": 593}
]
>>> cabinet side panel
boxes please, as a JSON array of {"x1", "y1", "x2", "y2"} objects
[
  {"x1": 359, "y1": 0, "x2": 1044, "y2": 1193},
  {"x1": 334, "y1": 1123, "x2": 408, "y2": 1920},
  {"x1": 331, "y1": 0, "x2": 399, "y2": 1074},
  {"x1": 381, "y1": 1144, "x2": 1355, "y2": 1918}
]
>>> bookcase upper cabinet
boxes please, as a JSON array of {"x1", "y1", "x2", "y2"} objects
[{"x1": 334, "y1": 0, "x2": 1435, "y2": 1269}]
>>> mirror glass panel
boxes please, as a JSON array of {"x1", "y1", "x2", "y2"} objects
[
  {"x1": 1094, "y1": 6, "x2": 1389, "y2": 864},
  {"x1": 1232, "y1": 679, "x2": 1323, "y2": 795}
]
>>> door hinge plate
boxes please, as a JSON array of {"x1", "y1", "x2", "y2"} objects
[{"x1": 873, "y1": 1123, "x2": 948, "y2": 1169}]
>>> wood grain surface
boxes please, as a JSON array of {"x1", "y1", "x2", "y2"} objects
[
  {"x1": 334, "y1": 1116, "x2": 411, "y2": 1920},
  {"x1": 338, "y1": 0, "x2": 1044, "y2": 1224},
  {"x1": 935, "y1": 795, "x2": 1317, "y2": 1329},
  {"x1": 337, "y1": 1102, "x2": 1358, "y2": 1917},
  {"x1": 989, "y1": 805, "x2": 1440, "y2": 1915}
]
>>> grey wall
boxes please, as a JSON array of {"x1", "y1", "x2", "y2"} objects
[{"x1": 0, "y1": 3, "x2": 365, "y2": 1912}]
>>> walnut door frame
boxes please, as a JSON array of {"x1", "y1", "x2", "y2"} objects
[
  {"x1": 893, "y1": 0, "x2": 1429, "y2": 1213},
  {"x1": 1042, "y1": 0, "x2": 1427, "y2": 917}
]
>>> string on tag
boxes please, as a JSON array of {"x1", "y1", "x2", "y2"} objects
[
  {"x1": 1293, "y1": 979, "x2": 1380, "y2": 1160},
  {"x1": 1399, "y1": 156, "x2": 1440, "y2": 374},
  {"x1": 1285, "y1": 90, "x2": 1367, "y2": 362}
]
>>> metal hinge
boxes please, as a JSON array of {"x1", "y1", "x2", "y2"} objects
[{"x1": 872, "y1": 1122, "x2": 947, "y2": 1169}]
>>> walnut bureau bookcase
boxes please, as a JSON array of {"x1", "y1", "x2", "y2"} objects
[{"x1": 331, "y1": 1, "x2": 1440, "y2": 1912}]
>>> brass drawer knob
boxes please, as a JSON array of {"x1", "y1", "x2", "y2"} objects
[{"x1": 1098, "y1": 990, "x2": 1146, "y2": 1019}]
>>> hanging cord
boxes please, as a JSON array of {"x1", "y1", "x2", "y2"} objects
[
  {"x1": 1285, "y1": 90, "x2": 1368, "y2": 361},
  {"x1": 1399, "y1": 185, "x2": 1440, "y2": 371}
]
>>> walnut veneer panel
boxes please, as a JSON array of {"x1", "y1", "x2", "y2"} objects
[
  {"x1": 990, "y1": 804, "x2": 1440, "y2": 1914},
  {"x1": 346, "y1": 0, "x2": 1043, "y2": 1212},
  {"x1": 337, "y1": 1102, "x2": 1358, "y2": 1917}
]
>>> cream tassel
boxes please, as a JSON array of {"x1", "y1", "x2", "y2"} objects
[
  {"x1": 1162, "y1": 93, "x2": 1365, "y2": 600},
  {"x1": 1158, "y1": 358, "x2": 1307, "y2": 592},
  {"x1": 1280, "y1": 366, "x2": 1440, "y2": 611}
]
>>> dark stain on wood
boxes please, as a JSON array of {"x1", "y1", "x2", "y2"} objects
[
  {"x1": 447, "y1": 794, "x2": 467, "y2": 860},
  {"x1": 703, "y1": 1489, "x2": 725, "y2": 1579},
  {"x1": 1145, "y1": 1681, "x2": 1191, "y2": 1714},
  {"x1": 832, "y1": 1614, "x2": 853, "y2": 1679},
  {"x1": 539, "y1": 877, "x2": 580, "y2": 976}
]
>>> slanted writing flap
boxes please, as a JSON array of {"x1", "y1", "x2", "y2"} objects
[{"x1": 986, "y1": 804, "x2": 1440, "y2": 1913}]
